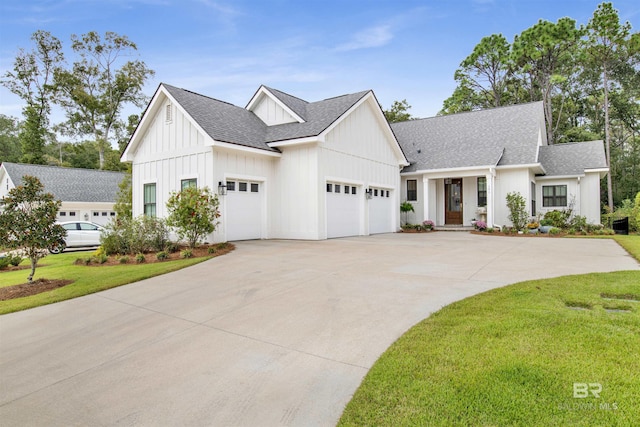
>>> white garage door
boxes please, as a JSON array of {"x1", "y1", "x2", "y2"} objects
[
  {"x1": 326, "y1": 182, "x2": 361, "y2": 238},
  {"x1": 369, "y1": 187, "x2": 393, "y2": 234},
  {"x1": 226, "y1": 180, "x2": 262, "y2": 241}
]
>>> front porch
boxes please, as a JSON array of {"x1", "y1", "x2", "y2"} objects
[{"x1": 402, "y1": 169, "x2": 496, "y2": 228}]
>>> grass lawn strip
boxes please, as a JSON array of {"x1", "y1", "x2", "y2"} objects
[
  {"x1": 339, "y1": 235, "x2": 639, "y2": 426},
  {"x1": 0, "y1": 244, "x2": 233, "y2": 315}
]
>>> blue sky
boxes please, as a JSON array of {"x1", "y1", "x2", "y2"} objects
[{"x1": 1, "y1": 0, "x2": 638, "y2": 126}]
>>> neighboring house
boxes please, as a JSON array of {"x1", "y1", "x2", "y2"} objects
[
  {"x1": 0, "y1": 162, "x2": 126, "y2": 226},
  {"x1": 121, "y1": 84, "x2": 409, "y2": 242},
  {"x1": 392, "y1": 101, "x2": 608, "y2": 227}
]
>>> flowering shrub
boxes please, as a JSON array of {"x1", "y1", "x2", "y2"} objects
[
  {"x1": 475, "y1": 221, "x2": 487, "y2": 231},
  {"x1": 422, "y1": 220, "x2": 435, "y2": 230},
  {"x1": 166, "y1": 186, "x2": 220, "y2": 248}
]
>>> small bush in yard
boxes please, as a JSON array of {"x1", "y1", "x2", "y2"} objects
[
  {"x1": 207, "y1": 246, "x2": 217, "y2": 254},
  {"x1": 9, "y1": 254, "x2": 23, "y2": 267},
  {"x1": 180, "y1": 249, "x2": 193, "y2": 259},
  {"x1": 166, "y1": 186, "x2": 221, "y2": 249},
  {"x1": 0, "y1": 257, "x2": 10, "y2": 270},
  {"x1": 156, "y1": 251, "x2": 168, "y2": 261},
  {"x1": 94, "y1": 254, "x2": 108, "y2": 264},
  {"x1": 550, "y1": 227, "x2": 562, "y2": 235},
  {"x1": 118, "y1": 256, "x2": 129, "y2": 264},
  {"x1": 135, "y1": 253, "x2": 146, "y2": 263}
]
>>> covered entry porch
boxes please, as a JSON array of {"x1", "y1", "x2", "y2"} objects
[{"x1": 401, "y1": 168, "x2": 496, "y2": 227}]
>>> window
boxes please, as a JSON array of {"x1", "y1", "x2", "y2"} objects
[
  {"x1": 144, "y1": 183, "x2": 156, "y2": 217},
  {"x1": 407, "y1": 180, "x2": 417, "y2": 201},
  {"x1": 165, "y1": 104, "x2": 172, "y2": 122},
  {"x1": 239, "y1": 182, "x2": 247, "y2": 192},
  {"x1": 543, "y1": 185, "x2": 567, "y2": 207},
  {"x1": 251, "y1": 183, "x2": 259, "y2": 193},
  {"x1": 181, "y1": 178, "x2": 197, "y2": 190},
  {"x1": 59, "y1": 212, "x2": 66, "y2": 217},
  {"x1": 374, "y1": 189, "x2": 378, "y2": 197},
  {"x1": 335, "y1": 184, "x2": 341, "y2": 194},
  {"x1": 102, "y1": 212, "x2": 108, "y2": 216},
  {"x1": 352, "y1": 187, "x2": 357, "y2": 195},
  {"x1": 531, "y1": 182, "x2": 536, "y2": 216},
  {"x1": 110, "y1": 212, "x2": 116, "y2": 217},
  {"x1": 326, "y1": 183, "x2": 332, "y2": 192},
  {"x1": 227, "y1": 181, "x2": 236, "y2": 192},
  {"x1": 62, "y1": 223, "x2": 77, "y2": 231},
  {"x1": 93, "y1": 212, "x2": 99, "y2": 217},
  {"x1": 386, "y1": 190, "x2": 390, "y2": 198},
  {"x1": 477, "y1": 177, "x2": 487, "y2": 207},
  {"x1": 344, "y1": 185, "x2": 350, "y2": 194},
  {"x1": 69, "y1": 211, "x2": 76, "y2": 217}
]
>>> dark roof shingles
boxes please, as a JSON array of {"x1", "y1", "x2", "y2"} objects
[
  {"x1": 2, "y1": 163, "x2": 125, "y2": 203},
  {"x1": 538, "y1": 140, "x2": 607, "y2": 176}
]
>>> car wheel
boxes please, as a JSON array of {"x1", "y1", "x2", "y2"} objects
[{"x1": 49, "y1": 241, "x2": 66, "y2": 254}]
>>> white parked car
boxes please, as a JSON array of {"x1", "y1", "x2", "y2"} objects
[{"x1": 50, "y1": 221, "x2": 104, "y2": 254}]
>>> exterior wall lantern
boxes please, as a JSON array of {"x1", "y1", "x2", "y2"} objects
[
  {"x1": 218, "y1": 181, "x2": 227, "y2": 196},
  {"x1": 365, "y1": 188, "x2": 373, "y2": 199}
]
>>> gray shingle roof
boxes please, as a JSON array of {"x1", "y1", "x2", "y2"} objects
[
  {"x1": 538, "y1": 140, "x2": 607, "y2": 176},
  {"x1": 392, "y1": 102, "x2": 545, "y2": 172},
  {"x1": 162, "y1": 84, "x2": 370, "y2": 149},
  {"x1": 2, "y1": 162, "x2": 125, "y2": 203}
]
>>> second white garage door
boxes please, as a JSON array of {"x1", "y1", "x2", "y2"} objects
[
  {"x1": 369, "y1": 187, "x2": 393, "y2": 234},
  {"x1": 226, "y1": 180, "x2": 262, "y2": 241},
  {"x1": 326, "y1": 182, "x2": 361, "y2": 238}
]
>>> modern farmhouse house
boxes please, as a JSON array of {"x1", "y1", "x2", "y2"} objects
[
  {"x1": 392, "y1": 102, "x2": 608, "y2": 227},
  {"x1": 121, "y1": 84, "x2": 409, "y2": 242},
  {"x1": 121, "y1": 84, "x2": 607, "y2": 242},
  {"x1": 0, "y1": 162, "x2": 126, "y2": 226}
]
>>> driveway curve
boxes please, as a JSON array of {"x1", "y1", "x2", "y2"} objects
[{"x1": 1, "y1": 233, "x2": 638, "y2": 426}]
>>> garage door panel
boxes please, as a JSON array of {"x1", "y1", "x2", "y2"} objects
[
  {"x1": 369, "y1": 187, "x2": 393, "y2": 234},
  {"x1": 226, "y1": 180, "x2": 262, "y2": 241},
  {"x1": 326, "y1": 182, "x2": 360, "y2": 239}
]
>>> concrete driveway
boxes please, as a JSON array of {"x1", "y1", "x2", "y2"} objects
[{"x1": 1, "y1": 233, "x2": 637, "y2": 426}]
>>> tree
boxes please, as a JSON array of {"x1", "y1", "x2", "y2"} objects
[
  {"x1": 166, "y1": 186, "x2": 221, "y2": 248},
  {"x1": 113, "y1": 171, "x2": 132, "y2": 219},
  {"x1": 454, "y1": 34, "x2": 513, "y2": 108},
  {"x1": 400, "y1": 201, "x2": 414, "y2": 225},
  {"x1": 1, "y1": 31, "x2": 64, "y2": 164},
  {"x1": 384, "y1": 100, "x2": 413, "y2": 123},
  {"x1": 54, "y1": 31, "x2": 154, "y2": 169},
  {"x1": 506, "y1": 192, "x2": 528, "y2": 231},
  {"x1": 0, "y1": 176, "x2": 66, "y2": 282},
  {"x1": 0, "y1": 115, "x2": 22, "y2": 162},
  {"x1": 512, "y1": 18, "x2": 581, "y2": 143},
  {"x1": 583, "y1": 2, "x2": 637, "y2": 210}
]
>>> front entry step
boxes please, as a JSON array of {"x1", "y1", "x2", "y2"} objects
[{"x1": 436, "y1": 225, "x2": 474, "y2": 232}]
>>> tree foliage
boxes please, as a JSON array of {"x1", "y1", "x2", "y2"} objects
[
  {"x1": 384, "y1": 100, "x2": 413, "y2": 123},
  {"x1": 0, "y1": 176, "x2": 66, "y2": 282},
  {"x1": 506, "y1": 192, "x2": 528, "y2": 231},
  {"x1": 53, "y1": 31, "x2": 154, "y2": 169},
  {"x1": 1, "y1": 30, "x2": 64, "y2": 165},
  {"x1": 166, "y1": 187, "x2": 220, "y2": 248},
  {"x1": 0, "y1": 114, "x2": 22, "y2": 162},
  {"x1": 441, "y1": 2, "x2": 640, "y2": 209}
]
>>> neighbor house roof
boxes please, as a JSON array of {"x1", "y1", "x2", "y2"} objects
[
  {"x1": 162, "y1": 84, "x2": 371, "y2": 150},
  {"x1": 392, "y1": 101, "x2": 546, "y2": 172},
  {"x1": 1, "y1": 162, "x2": 126, "y2": 203},
  {"x1": 538, "y1": 140, "x2": 607, "y2": 176}
]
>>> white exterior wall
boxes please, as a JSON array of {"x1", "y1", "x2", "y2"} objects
[
  {"x1": 580, "y1": 173, "x2": 602, "y2": 224},
  {"x1": 252, "y1": 96, "x2": 298, "y2": 126},
  {"x1": 271, "y1": 144, "x2": 319, "y2": 239},
  {"x1": 494, "y1": 168, "x2": 531, "y2": 227},
  {"x1": 321, "y1": 99, "x2": 401, "y2": 236}
]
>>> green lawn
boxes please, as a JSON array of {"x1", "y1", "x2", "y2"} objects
[
  {"x1": 0, "y1": 251, "x2": 214, "y2": 315},
  {"x1": 339, "y1": 235, "x2": 640, "y2": 426}
]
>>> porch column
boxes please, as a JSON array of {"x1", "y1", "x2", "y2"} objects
[
  {"x1": 422, "y1": 176, "x2": 430, "y2": 221},
  {"x1": 486, "y1": 171, "x2": 494, "y2": 227}
]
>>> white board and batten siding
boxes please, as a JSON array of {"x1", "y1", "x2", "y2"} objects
[
  {"x1": 130, "y1": 99, "x2": 213, "y2": 220},
  {"x1": 321, "y1": 98, "x2": 401, "y2": 237},
  {"x1": 251, "y1": 95, "x2": 299, "y2": 126}
]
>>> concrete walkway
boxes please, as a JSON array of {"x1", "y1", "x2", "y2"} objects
[{"x1": 1, "y1": 233, "x2": 637, "y2": 426}]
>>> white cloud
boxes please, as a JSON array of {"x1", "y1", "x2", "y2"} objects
[{"x1": 335, "y1": 24, "x2": 393, "y2": 52}]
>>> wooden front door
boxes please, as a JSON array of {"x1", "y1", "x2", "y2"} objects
[{"x1": 445, "y1": 178, "x2": 463, "y2": 224}]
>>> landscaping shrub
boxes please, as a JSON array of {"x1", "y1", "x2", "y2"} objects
[
  {"x1": 569, "y1": 215, "x2": 587, "y2": 232},
  {"x1": 506, "y1": 192, "x2": 528, "y2": 231},
  {"x1": 166, "y1": 186, "x2": 220, "y2": 248},
  {"x1": 101, "y1": 216, "x2": 171, "y2": 255},
  {"x1": 94, "y1": 254, "x2": 108, "y2": 264},
  {"x1": 180, "y1": 249, "x2": 193, "y2": 259},
  {"x1": 549, "y1": 227, "x2": 562, "y2": 235},
  {"x1": 135, "y1": 253, "x2": 146, "y2": 263},
  {"x1": 0, "y1": 257, "x2": 10, "y2": 270},
  {"x1": 118, "y1": 256, "x2": 129, "y2": 264},
  {"x1": 156, "y1": 251, "x2": 169, "y2": 261},
  {"x1": 207, "y1": 247, "x2": 217, "y2": 254},
  {"x1": 543, "y1": 210, "x2": 570, "y2": 229},
  {"x1": 9, "y1": 254, "x2": 22, "y2": 267}
]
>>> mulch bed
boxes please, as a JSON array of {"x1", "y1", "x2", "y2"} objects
[
  {"x1": 470, "y1": 230, "x2": 565, "y2": 237},
  {"x1": 0, "y1": 278, "x2": 74, "y2": 301},
  {"x1": 0, "y1": 243, "x2": 235, "y2": 301}
]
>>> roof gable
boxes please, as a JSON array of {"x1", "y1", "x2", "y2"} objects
[
  {"x1": 538, "y1": 140, "x2": 607, "y2": 176},
  {"x1": 393, "y1": 101, "x2": 546, "y2": 172},
  {"x1": 246, "y1": 86, "x2": 306, "y2": 125},
  {"x1": 1, "y1": 162, "x2": 125, "y2": 203}
]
